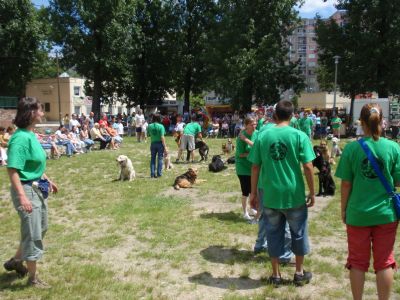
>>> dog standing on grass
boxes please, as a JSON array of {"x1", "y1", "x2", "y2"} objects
[
  {"x1": 222, "y1": 138, "x2": 235, "y2": 155},
  {"x1": 116, "y1": 155, "x2": 135, "y2": 181},
  {"x1": 164, "y1": 152, "x2": 173, "y2": 170}
]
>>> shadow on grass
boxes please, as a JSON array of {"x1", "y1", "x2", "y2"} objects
[
  {"x1": 200, "y1": 245, "x2": 269, "y2": 264},
  {"x1": 199, "y1": 211, "x2": 247, "y2": 224},
  {"x1": 0, "y1": 272, "x2": 27, "y2": 291},
  {"x1": 188, "y1": 271, "x2": 265, "y2": 290}
]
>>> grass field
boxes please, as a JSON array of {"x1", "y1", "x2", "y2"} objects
[{"x1": 1, "y1": 136, "x2": 400, "y2": 299}]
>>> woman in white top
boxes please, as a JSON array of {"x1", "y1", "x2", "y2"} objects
[
  {"x1": 135, "y1": 109, "x2": 145, "y2": 142},
  {"x1": 174, "y1": 114, "x2": 185, "y2": 146}
]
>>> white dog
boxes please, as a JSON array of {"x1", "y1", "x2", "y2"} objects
[
  {"x1": 164, "y1": 152, "x2": 173, "y2": 170},
  {"x1": 331, "y1": 137, "x2": 342, "y2": 159},
  {"x1": 116, "y1": 155, "x2": 135, "y2": 181}
]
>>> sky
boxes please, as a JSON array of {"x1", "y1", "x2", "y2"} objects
[{"x1": 32, "y1": 0, "x2": 338, "y2": 19}]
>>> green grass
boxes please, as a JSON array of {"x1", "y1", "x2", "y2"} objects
[{"x1": 1, "y1": 136, "x2": 400, "y2": 299}]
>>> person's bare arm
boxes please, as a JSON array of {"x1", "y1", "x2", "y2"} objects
[
  {"x1": 250, "y1": 164, "x2": 260, "y2": 209},
  {"x1": 341, "y1": 181, "x2": 352, "y2": 223},
  {"x1": 7, "y1": 168, "x2": 32, "y2": 212},
  {"x1": 303, "y1": 162, "x2": 315, "y2": 207}
]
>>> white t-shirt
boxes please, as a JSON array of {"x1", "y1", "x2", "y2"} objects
[
  {"x1": 135, "y1": 114, "x2": 145, "y2": 128},
  {"x1": 69, "y1": 119, "x2": 80, "y2": 131},
  {"x1": 116, "y1": 123, "x2": 124, "y2": 135},
  {"x1": 142, "y1": 122, "x2": 148, "y2": 132},
  {"x1": 175, "y1": 122, "x2": 185, "y2": 133}
]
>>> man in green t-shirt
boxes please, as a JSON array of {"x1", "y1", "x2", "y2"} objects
[
  {"x1": 249, "y1": 100, "x2": 315, "y2": 286},
  {"x1": 148, "y1": 114, "x2": 168, "y2": 178},
  {"x1": 298, "y1": 111, "x2": 313, "y2": 138},
  {"x1": 331, "y1": 116, "x2": 342, "y2": 138},
  {"x1": 176, "y1": 116, "x2": 202, "y2": 162}
]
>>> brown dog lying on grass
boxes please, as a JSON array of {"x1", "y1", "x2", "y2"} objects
[{"x1": 173, "y1": 168, "x2": 198, "y2": 190}]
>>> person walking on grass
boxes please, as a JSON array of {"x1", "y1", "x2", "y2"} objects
[
  {"x1": 176, "y1": 115, "x2": 202, "y2": 163},
  {"x1": 3, "y1": 97, "x2": 58, "y2": 288},
  {"x1": 249, "y1": 100, "x2": 315, "y2": 287},
  {"x1": 235, "y1": 117, "x2": 258, "y2": 221},
  {"x1": 298, "y1": 110, "x2": 313, "y2": 139},
  {"x1": 148, "y1": 114, "x2": 168, "y2": 178},
  {"x1": 335, "y1": 103, "x2": 400, "y2": 300}
]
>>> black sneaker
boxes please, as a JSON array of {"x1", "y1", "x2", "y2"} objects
[
  {"x1": 267, "y1": 276, "x2": 283, "y2": 288},
  {"x1": 293, "y1": 271, "x2": 312, "y2": 286},
  {"x1": 3, "y1": 257, "x2": 28, "y2": 277}
]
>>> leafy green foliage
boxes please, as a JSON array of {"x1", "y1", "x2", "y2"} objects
[
  {"x1": 208, "y1": 0, "x2": 304, "y2": 111},
  {"x1": 0, "y1": 0, "x2": 43, "y2": 96}
]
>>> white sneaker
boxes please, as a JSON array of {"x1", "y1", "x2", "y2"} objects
[
  {"x1": 250, "y1": 208, "x2": 257, "y2": 216},
  {"x1": 243, "y1": 213, "x2": 253, "y2": 221}
]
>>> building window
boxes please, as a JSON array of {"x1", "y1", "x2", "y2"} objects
[
  {"x1": 44, "y1": 103, "x2": 50, "y2": 112},
  {"x1": 74, "y1": 86, "x2": 80, "y2": 96},
  {"x1": 308, "y1": 62, "x2": 316, "y2": 67},
  {"x1": 308, "y1": 54, "x2": 316, "y2": 59},
  {"x1": 74, "y1": 106, "x2": 81, "y2": 115}
]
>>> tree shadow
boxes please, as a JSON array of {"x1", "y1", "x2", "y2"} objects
[
  {"x1": 0, "y1": 272, "x2": 27, "y2": 291},
  {"x1": 200, "y1": 245, "x2": 269, "y2": 264},
  {"x1": 188, "y1": 271, "x2": 265, "y2": 290},
  {"x1": 199, "y1": 211, "x2": 246, "y2": 224}
]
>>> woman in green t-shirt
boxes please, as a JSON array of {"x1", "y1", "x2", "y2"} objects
[
  {"x1": 335, "y1": 103, "x2": 400, "y2": 300},
  {"x1": 4, "y1": 97, "x2": 58, "y2": 288},
  {"x1": 331, "y1": 115, "x2": 342, "y2": 138},
  {"x1": 235, "y1": 117, "x2": 257, "y2": 221}
]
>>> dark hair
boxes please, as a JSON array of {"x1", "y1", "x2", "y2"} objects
[
  {"x1": 360, "y1": 103, "x2": 382, "y2": 141},
  {"x1": 244, "y1": 117, "x2": 255, "y2": 126},
  {"x1": 14, "y1": 97, "x2": 42, "y2": 128},
  {"x1": 275, "y1": 100, "x2": 293, "y2": 121},
  {"x1": 152, "y1": 113, "x2": 161, "y2": 123}
]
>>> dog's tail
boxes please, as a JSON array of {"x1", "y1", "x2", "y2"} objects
[{"x1": 173, "y1": 184, "x2": 180, "y2": 190}]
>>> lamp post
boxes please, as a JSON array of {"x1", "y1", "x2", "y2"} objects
[
  {"x1": 56, "y1": 51, "x2": 62, "y2": 126},
  {"x1": 332, "y1": 55, "x2": 340, "y2": 117}
]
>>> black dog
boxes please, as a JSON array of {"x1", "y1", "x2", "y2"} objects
[
  {"x1": 313, "y1": 146, "x2": 335, "y2": 196},
  {"x1": 209, "y1": 155, "x2": 226, "y2": 172},
  {"x1": 186, "y1": 140, "x2": 209, "y2": 161}
]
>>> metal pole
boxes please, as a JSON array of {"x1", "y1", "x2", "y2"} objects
[
  {"x1": 56, "y1": 52, "x2": 62, "y2": 126},
  {"x1": 332, "y1": 55, "x2": 340, "y2": 117}
]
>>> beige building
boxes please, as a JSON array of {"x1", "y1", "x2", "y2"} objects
[
  {"x1": 26, "y1": 75, "x2": 128, "y2": 122},
  {"x1": 26, "y1": 76, "x2": 89, "y2": 122},
  {"x1": 298, "y1": 92, "x2": 351, "y2": 109}
]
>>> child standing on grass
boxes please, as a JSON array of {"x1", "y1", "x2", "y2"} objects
[{"x1": 335, "y1": 103, "x2": 400, "y2": 300}]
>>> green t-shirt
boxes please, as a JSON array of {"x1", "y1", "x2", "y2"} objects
[
  {"x1": 298, "y1": 117, "x2": 313, "y2": 136},
  {"x1": 256, "y1": 118, "x2": 264, "y2": 131},
  {"x1": 249, "y1": 125, "x2": 315, "y2": 209},
  {"x1": 183, "y1": 122, "x2": 202, "y2": 136},
  {"x1": 235, "y1": 130, "x2": 258, "y2": 176},
  {"x1": 248, "y1": 123, "x2": 275, "y2": 188},
  {"x1": 289, "y1": 117, "x2": 298, "y2": 129},
  {"x1": 148, "y1": 122, "x2": 165, "y2": 143},
  {"x1": 331, "y1": 117, "x2": 342, "y2": 129},
  {"x1": 7, "y1": 128, "x2": 46, "y2": 181},
  {"x1": 335, "y1": 137, "x2": 400, "y2": 226}
]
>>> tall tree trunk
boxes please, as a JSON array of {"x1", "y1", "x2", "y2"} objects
[
  {"x1": 92, "y1": 65, "x2": 102, "y2": 122},
  {"x1": 349, "y1": 93, "x2": 355, "y2": 122},
  {"x1": 184, "y1": 68, "x2": 191, "y2": 113}
]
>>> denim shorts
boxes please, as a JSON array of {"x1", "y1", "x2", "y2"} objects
[{"x1": 264, "y1": 204, "x2": 309, "y2": 258}]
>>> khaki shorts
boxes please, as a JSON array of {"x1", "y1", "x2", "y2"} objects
[
  {"x1": 11, "y1": 184, "x2": 48, "y2": 261},
  {"x1": 180, "y1": 134, "x2": 195, "y2": 151}
]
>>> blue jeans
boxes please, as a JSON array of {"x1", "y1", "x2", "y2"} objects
[
  {"x1": 150, "y1": 141, "x2": 164, "y2": 177},
  {"x1": 264, "y1": 204, "x2": 310, "y2": 258},
  {"x1": 254, "y1": 189, "x2": 293, "y2": 262},
  {"x1": 57, "y1": 140, "x2": 74, "y2": 156},
  {"x1": 83, "y1": 138, "x2": 94, "y2": 150}
]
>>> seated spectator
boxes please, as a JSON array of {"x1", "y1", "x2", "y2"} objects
[
  {"x1": 209, "y1": 119, "x2": 220, "y2": 138},
  {"x1": 35, "y1": 130, "x2": 61, "y2": 159},
  {"x1": 69, "y1": 113, "x2": 81, "y2": 132},
  {"x1": 80, "y1": 124, "x2": 94, "y2": 152},
  {"x1": 55, "y1": 125, "x2": 76, "y2": 156},
  {"x1": 69, "y1": 125, "x2": 85, "y2": 153},
  {"x1": 105, "y1": 124, "x2": 122, "y2": 148},
  {"x1": 90, "y1": 123, "x2": 112, "y2": 150},
  {"x1": 0, "y1": 127, "x2": 8, "y2": 165}
]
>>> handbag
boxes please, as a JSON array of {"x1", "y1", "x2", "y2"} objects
[{"x1": 358, "y1": 138, "x2": 400, "y2": 218}]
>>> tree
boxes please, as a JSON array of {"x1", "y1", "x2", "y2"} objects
[
  {"x1": 48, "y1": 0, "x2": 139, "y2": 120},
  {"x1": 172, "y1": 0, "x2": 218, "y2": 113},
  {"x1": 0, "y1": 0, "x2": 43, "y2": 96},
  {"x1": 318, "y1": 0, "x2": 400, "y2": 102},
  {"x1": 114, "y1": 0, "x2": 177, "y2": 110},
  {"x1": 208, "y1": 0, "x2": 304, "y2": 111}
]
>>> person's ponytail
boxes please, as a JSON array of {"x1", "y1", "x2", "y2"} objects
[{"x1": 360, "y1": 104, "x2": 382, "y2": 141}]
